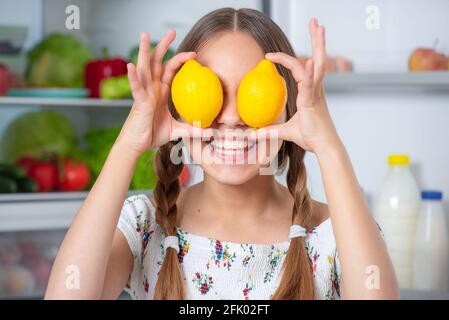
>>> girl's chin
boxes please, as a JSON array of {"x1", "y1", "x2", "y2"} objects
[{"x1": 201, "y1": 163, "x2": 261, "y2": 186}]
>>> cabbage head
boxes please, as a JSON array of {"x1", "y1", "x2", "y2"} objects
[
  {"x1": 0, "y1": 111, "x2": 77, "y2": 162},
  {"x1": 25, "y1": 33, "x2": 94, "y2": 87}
]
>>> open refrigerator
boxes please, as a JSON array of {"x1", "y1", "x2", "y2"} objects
[
  {"x1": 1, "y1": 0, "x2": 449, "y2": 300},
  {"x1": 0, "y1": 0, "x2": 264, "y2": 299}
]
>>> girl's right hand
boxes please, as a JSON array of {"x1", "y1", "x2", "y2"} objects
[{"x1": 116, "y1": 30, "x2": 209, "y2": 156}]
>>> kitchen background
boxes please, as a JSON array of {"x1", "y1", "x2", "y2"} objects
[{"x1": 0, "y1": 0, "x2": 448, "y2": 299}]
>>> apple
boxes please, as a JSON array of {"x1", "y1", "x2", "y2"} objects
[
  {"x1": 0, "y1": 63, "x2": 11, "y2": 96},
  {"x1": 409, "y1": 48, "x2": 447, "y2": 71}
]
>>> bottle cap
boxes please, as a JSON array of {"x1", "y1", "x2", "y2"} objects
[
  {"x1": 388, "y1": 154, "x2": 409, "y2": 166},
  {"x1": 421, "y1": 190, "x2": 443, "y2": 200}
]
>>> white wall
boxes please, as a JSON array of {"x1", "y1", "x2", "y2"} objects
[{"x1": 271, "y1": 0, "x2": 449, "y2": 211}]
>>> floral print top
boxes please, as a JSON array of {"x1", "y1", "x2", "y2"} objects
[{"x1": 117, "y1": 194, "x2": 342, "y2": 300}]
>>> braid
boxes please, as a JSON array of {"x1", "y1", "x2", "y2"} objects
[
  {"x1": 153, "y1": 142, "x2": 185, "y2": 299},
  {"x1": 272, "y1": 142, "x2": 315, "y2": 299}
]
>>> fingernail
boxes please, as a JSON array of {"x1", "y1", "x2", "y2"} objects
[{"x1": 266, "y1": 53, "x2": 274, "y2": 58}]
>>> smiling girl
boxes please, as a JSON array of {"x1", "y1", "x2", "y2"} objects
[{"x1": 45, "y1": 8, "x2": 399, "y2": 300}]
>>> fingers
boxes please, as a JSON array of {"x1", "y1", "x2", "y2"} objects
[
  {"x1": 127, "y1": 63, "x2": 147, "y2": 103},
  {"x1": 161, "y1": 51, "x2": 197, "y2": 85},
  {"x1": 299, "y1": 59, "x2": 315, "y2": 108},
  {"x1": 309, "y1": 18, "x2": 326, "y2": 83},
  {"x1": 151, "y1": 29, "x2": 176, "y2": 80},
  {"x1": 170, "y1": 120, "x2": 215, "y2": 141},
  {"x1": 254, "y1": 123, "x2": 290, "y2": 142},
  {"x1": 265, "y1": 52, "x2": 305, "y2": 83},
  {"x1": 136, "y1": 32, "x2": 152, "y2": 89}
]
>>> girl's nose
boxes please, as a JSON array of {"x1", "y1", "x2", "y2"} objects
[{"x1": 215, "y1": 93, "x2": 245, "y2": 128}]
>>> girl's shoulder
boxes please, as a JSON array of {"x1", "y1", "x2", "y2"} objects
[
  {"x1": 305, "y1": 200, "x2": 335, "y2": 243},
  {"x1": 121, "y1": 193, "x2": 157, "y2": 231}
]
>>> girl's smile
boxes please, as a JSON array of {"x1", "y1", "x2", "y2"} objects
[{"x1": 206, "y1": 135, "x2": 257, "y2": 164}]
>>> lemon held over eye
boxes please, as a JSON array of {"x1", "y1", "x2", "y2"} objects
[
  {"x1": 171, "y1": 60, "x2": 223, "y2": 128},
  {"x1": 237, "y1": 59, "x2": 287, "y2": 128}
]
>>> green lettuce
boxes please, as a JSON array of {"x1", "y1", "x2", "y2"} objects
[
  {"x1": 0, "y1": 111, "x2": 77, "y2": 162},
  {"x1": 25, "y1": 33, "x2": 94, "y2": 87},
  {"x1": 74, "y1": 127, "x2": 156, "y2": 190}
]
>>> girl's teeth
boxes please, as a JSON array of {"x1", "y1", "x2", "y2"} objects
[
  {"x1": 212, "y1": 139, "x2": 248, "y2": 150},
  {"x1": 209, "y1": 140, "x2": 256, "y2": 153}
]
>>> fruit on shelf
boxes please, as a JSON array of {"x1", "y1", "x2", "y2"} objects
[
  {"x1": 408, "y1": 48, "x2": 447, "y2": 71},
  {"x1": 237, "y1": 59, "x2": 287, "y2": 128},
  {"x1": 171, "y1": 60, "x2": 223, "y2": 128},
  {"x1": 100, "y1": 75, "x2": 131, "y2": 99},
  {"x1": 15, "y1": 156, "x2": 35, "y2": 173},
  {"x1": 58, "y1": 158, "x2": 90, "y2": 192},
  {"x1": 73, "y1": 126, "x2": 156, "y2": 190},
  {"x1": 27, "y1": 160, "x2": 58, "y2": 192},
  {"x1": 12, "y1": 156, "x2": 90, "y2": 192},
  {"x1": 85, "y1": 48, "x2": 128, "y2": 98}
]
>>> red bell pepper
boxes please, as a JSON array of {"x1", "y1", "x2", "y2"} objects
[{"x1": 85, "y1": 48, "x2": 127, "y2": 98}]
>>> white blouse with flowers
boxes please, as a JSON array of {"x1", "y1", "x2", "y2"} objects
[{"x1": 117, "y1": 194, "x2": 342, "y2": 300}]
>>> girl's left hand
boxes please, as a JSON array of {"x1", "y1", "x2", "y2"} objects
[{"x1": 260, "y1": 18, "x2": 341, "y2": 155}]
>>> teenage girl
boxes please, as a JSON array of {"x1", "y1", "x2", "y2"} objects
[{"x1": 45, "y1": 8, "x2": 399, "y2": 300}]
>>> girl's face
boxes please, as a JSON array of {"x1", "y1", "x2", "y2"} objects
[{"x1": 183, "y1": 31, "x2": 286, "y2": 185}]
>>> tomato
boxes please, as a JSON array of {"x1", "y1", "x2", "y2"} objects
[
  {"x1": 15, "y1": 156, "x2": 36, "y2": 174},
  {"x1": 179, "y1": 165, "x2": 190, "y2": 187},
  {"x1": 28, "y1": 161, "x2": 58, "y2": 192},
  {"x1": 58, "y1": 159, "x2": 90, "y2": 192}
]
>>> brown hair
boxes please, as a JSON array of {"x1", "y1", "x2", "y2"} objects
[{"x1": 152, "y1": 7, "x2": 314, "y2": 300}]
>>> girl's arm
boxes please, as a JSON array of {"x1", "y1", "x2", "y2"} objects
[
  {"x1": 45, "y1": 30, "x2": 201, "y2": 299},
  {"x1": 262, "y1": 18, "x2": 399, "y2": 299},
  {"x1": 316, "y1": 141, "x2": 399, "y2": 299},
  {"x1": 45, "y1": 143, "x2": 139, "y2": 299}
]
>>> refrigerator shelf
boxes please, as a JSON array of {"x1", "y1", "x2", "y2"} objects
[
  {"x1": 0, "y1": 73, "x2": 448, "y2": 110},
  {"x1": 0, "y1": 190, "x2": 150, "y2": 232},
  {"x1": 324, "y1": 72, "x2": 449, "y2": 92}
]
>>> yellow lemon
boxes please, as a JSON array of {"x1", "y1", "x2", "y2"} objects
[
  {"x1": 171, "y1": 60, "x2": 223, "y2": 128},
  {"x1": 237, "y1": 59, "x2": 287, "y2": 128}
]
